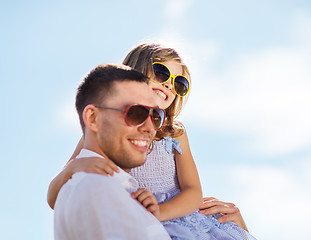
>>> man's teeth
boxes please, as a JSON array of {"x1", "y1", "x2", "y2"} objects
[
  {"x1": 154, "y1": 90, "x2": 166, "y2": 100},
  {"x1": 131, "y1": 140, "x2": 148, "y2": 147}
]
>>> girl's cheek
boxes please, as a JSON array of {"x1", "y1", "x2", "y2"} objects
[{"x1": 167, "y1": 95, "x2": 176, "y2": 108}]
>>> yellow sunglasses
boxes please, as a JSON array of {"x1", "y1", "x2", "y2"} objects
[{"x1": 152, "y1": 62, "x2": 190, "y2": 97}]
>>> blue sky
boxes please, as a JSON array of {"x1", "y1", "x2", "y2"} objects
[{"x1": 1, "y1": 1, "x2": 311, "y2": 239}]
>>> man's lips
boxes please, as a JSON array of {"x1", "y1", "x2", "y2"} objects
[{"x1": 129, "y1": 139, "x2": 150, "y2": 150}]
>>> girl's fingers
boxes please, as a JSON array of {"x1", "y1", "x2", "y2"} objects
[
  {"x1": 146, "y1": 203, "x2": 159, "y2": 214},
  {"x1": 131, "y1": 188, "x2": 146, "y2": 199},
  {"x1": 98, "y1": 166, "x2": 113, "y2": 176},
  {"x1": 79, "y1": 158, "x2": 119, "y2": 176},
  {"x1": 103, "y1": 160, "x2": 119, "y2": 172},
  {"x1": 131, "y1": 189, "x2": 160, "y2": 219},
  {"x1": 136, "y1": 190, "x2": 152, "y2": 204},
  {"x1": 132, "y1": 189, "x2": 157, "y2": 208},
  {"x1": 110, "y1": 162, "x2": 120, "y2": 172},
  {"x1": 101, "y1": 165, "x2": 115, "y2": 176},
  {"x1": 97, "y1": 160, "x2": 118, "y2": 170},
  {"x1": 141, "y1": 197, "x2": 154, "y2": 208},
  {"x1": 76, "y1": 157, "x2": 119, "y2": 173}
]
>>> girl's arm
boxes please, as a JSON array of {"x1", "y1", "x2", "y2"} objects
[
  {"x1": 47, "y1": 137, "x2": 84, "y2": 209},
  {"x1": 69, "y1": 136, "x2": 84, "y2": 160},
  {"x1": 158, "y1": 130, "x2": 203, "y2": 221},
  {"x1": 47, "y1": 137, "x2": 119, "y2": 209}
]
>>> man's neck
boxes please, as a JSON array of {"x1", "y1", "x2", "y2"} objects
[
  {"x1": 82, "y1": 144, "x2": 130, "y2": 173},
  {"x1": 83, "y1": 138, "x2": 108, "y2": 159},
  {"x1": 83, "y1": 146, "x2": 106, "y2": 159}
]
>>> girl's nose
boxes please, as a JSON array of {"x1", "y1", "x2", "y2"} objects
[{"x1": 163, "y1": 77, "x2": 173, "y2": 91}]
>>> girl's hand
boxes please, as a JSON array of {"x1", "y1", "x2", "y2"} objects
[
  {"x1": 67, "y1": 157, "x2": 119, "y2": 176},
  {"x1": 131, "y1": 188, "x2": 160, "y2": 220},
  {"x1": 199, "y1": 197, "x2": 248, "y2": 232}
]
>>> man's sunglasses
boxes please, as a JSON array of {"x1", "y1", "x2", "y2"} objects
[
  {"x1": 94, "y1": 104, "x2": 166, "y2": 130},
  {"x1": 152, "y1": 62, "x2": 190, "y2": 97}
]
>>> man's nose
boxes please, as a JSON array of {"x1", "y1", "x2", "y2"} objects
[{"x1": 139, "y1": 115, "x2": 156, "y2": 135}]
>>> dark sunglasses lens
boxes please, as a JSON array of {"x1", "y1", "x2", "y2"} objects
[
  {"x1": 153, "y1": 63, "x2": 170, "y2": 83},
  {"x1": 126, "y1": 105, "x2": 165, "y2": 130},
  {"x1": 152, "y1": 109, "x2": 165, "y2": 129},
  {"x1": 126, "y1": 105, "x2": 149, "y2": 126},
  {"x1": 174, "y1": 76, "x2": 189, "y2": 96}
]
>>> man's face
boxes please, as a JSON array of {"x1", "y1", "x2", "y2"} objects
[{"x1": 96, "y1": 81, "x2": 159, "y2": 171}]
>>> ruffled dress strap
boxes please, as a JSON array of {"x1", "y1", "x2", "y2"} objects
[{"x1": 163, "y1": 137, "x2": 182, "y2": 155}]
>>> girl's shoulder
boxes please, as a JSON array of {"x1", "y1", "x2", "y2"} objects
[
  {"x1": 173, "y1": 127, "x2": 191, "y2": 154},
  {"x1": 155, "y1": 136, "x2": 183, "y2": 155},
  {"x1": 173, "y1": 125, "x2": 188, "y2": 142}
]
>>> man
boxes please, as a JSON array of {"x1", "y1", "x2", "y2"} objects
[{"x1": 54, "y1": 64, "x2": 171, "y2": 239}]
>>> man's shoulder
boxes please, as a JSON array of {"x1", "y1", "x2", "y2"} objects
[
  {"x1": 61, "y1": 172, "x2": 130, "y2": 207},
  {"x1": 72, "y1": 172, "x2": 123, "y2": 191},
  {"x1": 56, "y1": 173, "x2": 171, "y2": 240}
]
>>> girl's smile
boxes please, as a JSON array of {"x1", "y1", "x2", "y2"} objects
[{"x1": 153, "y1": 88, "x2": 168, "y2": 100}]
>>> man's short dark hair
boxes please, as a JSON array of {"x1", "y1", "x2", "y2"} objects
[{"x1": 76, "y1": 64, "x2": 149, "y2": 132}]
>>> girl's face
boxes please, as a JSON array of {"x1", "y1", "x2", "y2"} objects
[{"x1": 148, "y1": 60, "x2": 183, "y2": 110}]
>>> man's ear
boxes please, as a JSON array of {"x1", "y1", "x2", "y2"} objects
[{"x1": 83, "y1": 105, "x2": 100, "y2": 133}]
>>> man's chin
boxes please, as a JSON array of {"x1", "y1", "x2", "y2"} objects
[
  {"x1": 128, "y1": 156, "x2": 147, "y2": 169},
  {"x1": 116, "y1": 155, "x2": 147, "y2": 170}
]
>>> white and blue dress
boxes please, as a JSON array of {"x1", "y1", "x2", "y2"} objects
[{"x1": 130, "y1": 137, "x2": 256, "y2": 240}]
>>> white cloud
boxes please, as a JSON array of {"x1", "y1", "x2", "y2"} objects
[
  {"x1": 181, "y1": 21, "x2": 311, "y2": 156},
  {"x1": 198, "y1": 158, "x2": 311, "y2": 239},
  {"x1": 230, "y1": 160, "x2": 311, "y2": 239},
  {"x1": 164, "y1": 0, "x2": 190, "y2": 20},
  {"x1": 55, "y1": 93, "x2": 80, "y2": 133},
  {"x1": 292, "y1": 10, "x2": 311, "y2": 48}
]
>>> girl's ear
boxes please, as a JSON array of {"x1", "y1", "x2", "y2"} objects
[{"x1": 83, "y1": 105, "x2": 99, "y2": 132}]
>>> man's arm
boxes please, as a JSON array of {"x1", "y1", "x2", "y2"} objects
[{"x1": 199, "y1": 197, "x2": 249, "y2": 231}]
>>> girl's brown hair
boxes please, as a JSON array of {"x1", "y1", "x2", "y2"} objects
[{"x1": 122, "y1": 43, "x2": 191, "y2": 140}]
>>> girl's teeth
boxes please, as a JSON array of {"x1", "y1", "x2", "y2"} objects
[{"x1": 154, "y1": 90, "x2": 166, "y2": 100}]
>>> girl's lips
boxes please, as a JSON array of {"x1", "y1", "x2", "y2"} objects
[{"x1": 153, "y1": 89, "x2": 168, "y2": 100}]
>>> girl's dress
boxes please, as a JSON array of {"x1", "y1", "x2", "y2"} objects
[{"x1": 130, "y1": 137, "x2": 256, "y2": 240}]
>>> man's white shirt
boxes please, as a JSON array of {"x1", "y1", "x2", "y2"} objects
[{"x1": 54, "y1": 149, "x2": 171, "y2": 240}]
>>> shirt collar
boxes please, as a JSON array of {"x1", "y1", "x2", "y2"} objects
[{"x1": 76, "y1": 149, "x2": 139, "y2": 193}]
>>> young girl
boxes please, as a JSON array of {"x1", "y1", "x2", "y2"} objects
[{"x1": 48, "y1": 43, "x2": 256, "y2": 239}]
